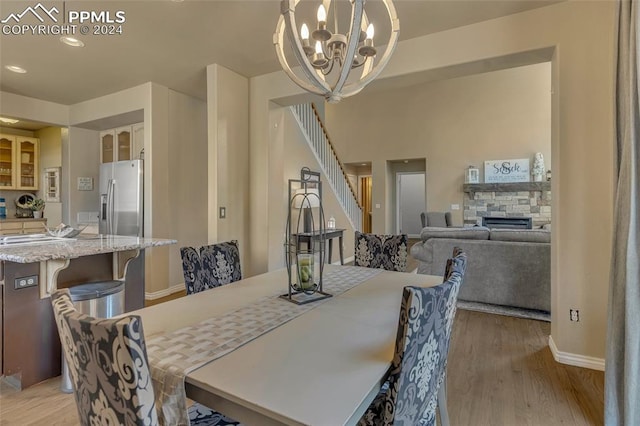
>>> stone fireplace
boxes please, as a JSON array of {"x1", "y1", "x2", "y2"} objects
[{"x1": 463, "y1": 182, "x2": 551, "y2": 228}]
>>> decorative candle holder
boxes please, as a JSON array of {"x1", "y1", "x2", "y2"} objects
[{"x1": 281, "y1": 168, "x2": 332, "y2": 305}]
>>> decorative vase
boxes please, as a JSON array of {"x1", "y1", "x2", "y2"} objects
[{"x1": 33, "y1": 211, "x2": 43, "y2": 219}]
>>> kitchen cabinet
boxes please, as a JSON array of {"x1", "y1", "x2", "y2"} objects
[
  {"x1": 0, "y1": 134, "x2": 16, "y2": 188},
  {"x1": 100, "y1": 123, "x2": 143, "y2": 163},
  {"x1": 16, "y1": 136, "x2": 39, "y2": 190},
  {"x1": 0, "y1": 134, "x2": 39, "y2": 190},
  {"x1": 0, "y1": 219, "x2": 47, "y2": 235}
]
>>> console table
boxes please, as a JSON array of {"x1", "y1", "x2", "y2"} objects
[{"x1": 294, "y1": 228, "x2": 345, "y2": 265}]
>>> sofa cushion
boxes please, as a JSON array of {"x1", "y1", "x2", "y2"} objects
[
  {"x1": 420, "y1": 226, "x2": 490, "y2": 242},
  {"x1": 489, "y1": 229, "x2": 551, "y2": 243}
]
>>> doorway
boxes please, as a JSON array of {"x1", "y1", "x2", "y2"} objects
[
  {"x1": 396, "y1": 172, "x2": 425, "y2": 237},
  {"x1": 359, "y1": 176, "x2": 372, "y2": 233}
]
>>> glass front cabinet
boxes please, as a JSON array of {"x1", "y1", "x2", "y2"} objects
[
  {"x1": 0, "y1": 134, "x2": 39, "y2": 190},
  {"x1": 100, "y1": 124, "x2": 141, "y2": 164},
  {"x1": 17, "y1": 137, "x2": 39, "y2": 190},
  {"x1": 0, "y1": 135, "x2": 16, "y2": 189}
]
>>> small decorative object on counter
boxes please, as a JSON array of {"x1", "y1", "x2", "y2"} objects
[
  {"x1": 465, "y1": 165, "x2": 480, "y2": 183},
  {"x1": 327, "y1": 216, "x2": 336, "y2": 229},
  {"x1": 532, "y1": 152, "x2": 545, "y2": 182},
  {"x1": 28, "y1": 198, "x2": 45, "y2": 219},
  {"x1": 546, "y1": 170, "x2": 552, "y2": 181},
  {"x1": 0, "y1": 198, "x2": 6, "y2": 219}
]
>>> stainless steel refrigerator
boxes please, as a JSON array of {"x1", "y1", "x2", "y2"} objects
[{"x1": 99, "y1": 160, "x2": 143, "y2": 236}]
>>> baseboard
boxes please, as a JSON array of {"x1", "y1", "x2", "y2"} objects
[
  {"x1": 548, "y1": 335, "x2": 605, "y2": 371},
  {"x1": 332, "y1": 256, "x2": 354, "y2": 265},
  {"x1": 145, "y1": 283, "x2": 185, "y2": 300}
]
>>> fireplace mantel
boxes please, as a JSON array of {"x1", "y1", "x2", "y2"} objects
[{"x1": 463, "y1": 182, "x2": 551, "y2": 199}]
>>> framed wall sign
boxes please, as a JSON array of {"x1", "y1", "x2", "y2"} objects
[{"x1": 484, "y1": 158, "x2": 530, "y2": 183}]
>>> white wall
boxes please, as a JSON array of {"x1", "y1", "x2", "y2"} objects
[
  {"x1": 168, "y1": 90, "x2": 208, "y2": 288},
  {"x1": 207, "y1": 64, "x2": 250, "y2": 269},
  {"x1": 64, "y1": 127, "x2": 100, "y2": 226},
  {"x1": 266, "y1": 107, "x2": 356, "y2": 271},
  {"x1": 249, "y1": 1, "x2": 615, "y2": 364},
  {"x1": 326, "y1": 63, "x2": 552, "y2": 228}
]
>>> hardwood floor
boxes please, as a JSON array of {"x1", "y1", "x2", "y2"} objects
[{"x1": 0, "y1": 304, "x2": 604, "y2": 425}]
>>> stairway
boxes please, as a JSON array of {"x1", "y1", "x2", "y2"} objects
[{"x1": 290, "y1": 103, "x2": 362, "y2": 231}]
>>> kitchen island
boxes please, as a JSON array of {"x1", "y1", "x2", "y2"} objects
[{"x1": 0, "y1": 234, "x2": 176, "y2": 389}]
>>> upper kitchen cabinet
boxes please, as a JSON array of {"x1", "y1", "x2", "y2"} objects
[
  {"x1": 100, "y1": 123, "x2": 143, "y2": 163},
  {"x1": 0, "y1": 135, "x2": 16, "y2": 189},
  {"x1": 16, "y1": 137, "x2": 39, "y2": 190},
  {"x1": 0, "y1": 134, "x2": 39, "y2": 190}
]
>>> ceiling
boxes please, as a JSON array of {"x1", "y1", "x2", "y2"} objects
[{"x1": 0, "y1": 0, "x2": 560, "y2": 108}]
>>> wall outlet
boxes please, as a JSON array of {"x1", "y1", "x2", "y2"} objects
[
  {"x1": 570, "y1": 309, "x2": 580, "y2": 322},
  {"x1": 375, "y1": 203, "x2": 381, "y2": 209},
  {"x1": 451, "y1": 204, "x2": 460, "y2": 210},
  {"x1": 15, "y1": 275, "x2": 38, "y2": 289}
]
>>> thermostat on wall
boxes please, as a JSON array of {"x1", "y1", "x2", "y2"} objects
[{"x1": 77, "y1": 177, "x2": 94, "y2": 191}]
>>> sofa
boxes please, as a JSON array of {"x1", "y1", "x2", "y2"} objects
[{"x1": 410, "y1": 226, "x2": 551, "y2": 312}]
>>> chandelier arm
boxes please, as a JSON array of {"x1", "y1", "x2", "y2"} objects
[
  {"x1": 275, "y1": 1, "x2": 336, "y2": 96},
  {"x1": 332, "y1": 0, "x2": 364, "y2": 95},
  {"x1": 274, "y1": 14, "x2": 326, "y2": 96},
  {"x1": 340, "y1": 0, "x2": 399, "y2": 98}
]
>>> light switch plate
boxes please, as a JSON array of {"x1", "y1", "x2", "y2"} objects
[
  {"x1": 219, "y1": 207, "x2": 226, "y2": 219},
  {"x1": 375, "y1": 203, "x2": 381, "y2": 209}
]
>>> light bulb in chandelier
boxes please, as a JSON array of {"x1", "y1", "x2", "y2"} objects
[
  {"x1": 274, "y1": 0, "x2": 400, "y2": 103},
  {"x1": 300, "y1": 23, "x2": 314, "y2": 56}
]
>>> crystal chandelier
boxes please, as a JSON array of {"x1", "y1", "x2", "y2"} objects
[{"x1": 274, "y1": 0, "x2": 399, "y2": 103}]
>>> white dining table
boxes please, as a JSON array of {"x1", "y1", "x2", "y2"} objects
[{"x1": 133, "y1": 265, "x2": 442, "y2": 426}]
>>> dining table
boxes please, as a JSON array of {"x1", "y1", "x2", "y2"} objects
[{"x1": 133, "y1": 265, "x2": 443, "y2": 426}]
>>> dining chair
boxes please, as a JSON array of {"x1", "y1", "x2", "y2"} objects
[
  {"x1": 358, "y1": 252, "x2": 467, "y2": 426},
  {"x1": 180, "y1": 240, "x2": 242, "y2": 295},
  {"x1": 50, "y1": 289, "x2": 241, "y2": 426},
  {"x1": 354, "y1": 231, "x2": 408, "y2": 272}
]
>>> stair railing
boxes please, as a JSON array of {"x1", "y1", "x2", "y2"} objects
[{"x1": 291, "y1": 103, "x2": 362, "y2": 231}]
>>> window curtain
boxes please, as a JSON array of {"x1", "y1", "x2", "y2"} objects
[{"x1": 605, "y1": 1, "x2": 640, "y2": 425}]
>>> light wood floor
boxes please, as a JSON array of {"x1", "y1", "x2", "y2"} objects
[{"x1": 0, "y1": 304, "x2": 603, "y2": 425}]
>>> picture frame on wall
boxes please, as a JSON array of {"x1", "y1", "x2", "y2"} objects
[{"x1": 484, "y1": 158, "x2": 530, "y2": 183}]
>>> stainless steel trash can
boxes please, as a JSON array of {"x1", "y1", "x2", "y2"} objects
[{"x1": 60, "y1": 280, "x2": 125, "y2": 393}]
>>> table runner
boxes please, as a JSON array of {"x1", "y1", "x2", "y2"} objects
[{"x1": 146, "y1": 266, "x2": 382, "y2": 425}]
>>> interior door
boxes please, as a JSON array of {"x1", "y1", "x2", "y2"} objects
[{"x1": 397, "y1": 172, "x2": 425, "y2": 237}]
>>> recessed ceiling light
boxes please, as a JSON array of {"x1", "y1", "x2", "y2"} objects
[
  {"x1": 0, "y1": 117, "x2": 19, "y2": 124},
  {"x1": 60, "y1": 36, "x2": 85, "y2": 47},
  {"x1": 360, "y1": 163, "x2": 367, "y2": 166},
  {"x1": 403, "y1": 160, "x2": 409, "y2": 163},
  {"x1": 5, "y1": 65, "x2": 27, "y2": 73}
]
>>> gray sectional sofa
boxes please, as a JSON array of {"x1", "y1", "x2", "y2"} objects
[{"x1": 410, "y1": 226, "x2": 551, "y2": 312}]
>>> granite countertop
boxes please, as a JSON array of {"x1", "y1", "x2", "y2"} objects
[
  {"x1": 0, "y1": 218, "x2": 48, "y2": 222},
  {"x1": 0, "y1": 235, "x2": 177, "y2": 263}
]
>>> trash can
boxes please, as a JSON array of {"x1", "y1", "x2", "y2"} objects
[{"x1": 60, "y1": 280, "x2": 125, "y2": 393}]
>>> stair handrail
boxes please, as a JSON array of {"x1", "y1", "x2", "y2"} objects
[{"x1": 309, "y1": 103, "x2": 363, "y2": 210}]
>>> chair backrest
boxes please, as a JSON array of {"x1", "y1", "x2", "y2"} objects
[
  {"x1": 50, "y1": 289, "x2": 158, "y2": 426},
  {"x1": 420, "y1": 211, "x2": 453, "y2": 228},
  {"x1": 354, "y1": 231, "x2": 408, "y2": 272},
  {"x1": 180, "y1": 240, "x2": 242, "y2": 295},
  {"x1": 378, "y1": 263, "x2": 466, "y2": 425}
]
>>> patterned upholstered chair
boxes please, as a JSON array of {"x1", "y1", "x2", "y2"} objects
[
  {"x1": 51, "y1": 289, "x2": 240, "y2": 426},
  {"x1": 358, "y1": 251, "x2": 467, "y2": 426},
  {"x1": 354, "y1": 232, "x2": 408, "y2": 272},
  {"x1": 181, "y1": 240, "x2": 242, "y2": 295},
  {"x1": 420, "y1": 211, "x2": 453, "y2": 228}
]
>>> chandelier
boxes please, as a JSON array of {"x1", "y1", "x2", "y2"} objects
[{"x1": 274, "y1": 0, "x2": 400, "y2": 103}]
